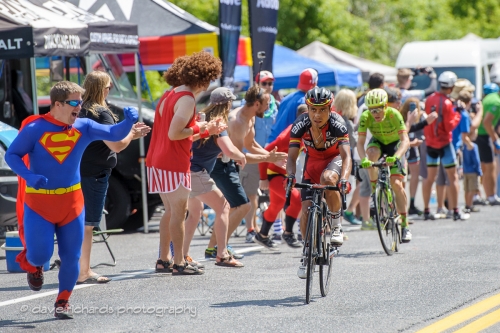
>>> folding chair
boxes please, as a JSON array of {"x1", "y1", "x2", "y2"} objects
[{"x1": 91, "y1": 209, "x2": 123, "y2": 268}]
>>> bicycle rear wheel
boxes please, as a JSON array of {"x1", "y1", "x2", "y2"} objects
[
  {"x1": 374, "y1": 186, "x2": 397, "y2": 255},
  {"x1": 305, "y1": 207, "x2": 318, "y2": 304},
  {"x1": 319, "y1": 211, "x2": 334, "y2": 297}
]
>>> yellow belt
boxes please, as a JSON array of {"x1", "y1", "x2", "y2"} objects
[{"x1": 25, "y1": 183, "x2": 81, "y2": 195}]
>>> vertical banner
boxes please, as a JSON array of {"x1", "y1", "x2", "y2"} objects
[
  {"x1": 248, "y1": 0, "x2": 279, "y2": 78},
  {"x1": 219, "y1": 0, "x2": 242, "y2": 87}
]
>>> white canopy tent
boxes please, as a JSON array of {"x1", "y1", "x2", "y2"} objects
[{"x1": 298, "y1": 41, "x2": 397, "y2": 83}]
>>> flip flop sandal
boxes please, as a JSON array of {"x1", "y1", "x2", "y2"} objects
[
  {"x1": 76, "y1": 274, "x2": 111, "y2": 284},
  {"x1": 215, "y1": 255, "x2": 244, "y2": 268},
  {"x1": 155, "y1": 259, "x2": 173, "y2": 273},
  {"x1": 172, "y1": 262, "x2": 205, "y2": 275}
]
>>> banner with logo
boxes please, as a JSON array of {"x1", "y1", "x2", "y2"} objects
[
  {"x1": 0, "y1": 24, "x2": 33, "y2": 59},
  {"x1": 248, "y1": 0, "x2": 279, "y2": 79},
  {"x1": 33, "y1": 27, "x2": 90, "y2": 57},
  {"x1": 219, "y1": 0, "x2": 242, "y2": 87}
]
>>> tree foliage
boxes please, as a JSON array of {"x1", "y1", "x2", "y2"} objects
[{"x1": 168, "y1": 0, "x2": 500, "y2": 66}]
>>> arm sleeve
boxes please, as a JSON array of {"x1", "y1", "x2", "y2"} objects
[
  {"x1": 289, "y1": 116, "x2": 305, "y2": 149},
  {"x1": 423, "y1": 76, "x2": 437, "y2": 97},
  {"x1": 357, "y1": 111, "x2": 368, "y2": 136},
  {"x1": 86, "y1": 118, "x2": 134, "y2": 142},
  {"x1": 5, "y1": 127, "x2": 36, "y2": 182},
  {"x1": 409, "y1": 119, "x2": 428, "y2": 133},
  {"x1": 394, "y1": 110, "x2": 407, "y2": 134}
]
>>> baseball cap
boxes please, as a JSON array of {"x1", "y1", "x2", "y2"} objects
[
  {"x1": 297, "y1": 68, "x2": 318, "y2": 91},
  {"x1": 210, "y1": 87, "x2": 236, "y2": 105},
  {"x1": 255, "y1": 70, "x2": 274, "y2": 83}
]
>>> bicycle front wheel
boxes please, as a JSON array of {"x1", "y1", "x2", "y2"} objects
[
  {"x1": 319, "y1": 211, "x2": 334, "y2": 297},
  {"x1": 305, "y1": 207, "x2": 318, "y2": 304},
  {"x1": 374, "y1": 186, "x2": 397, "y2": 256}
]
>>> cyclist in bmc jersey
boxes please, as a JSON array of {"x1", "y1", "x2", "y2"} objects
[
  {"x1": 357, "y1": 88, "x2": 412, "y2": 242},
  {"x1": 286, "y1": 87, "x2": 352, "y2": 278}
]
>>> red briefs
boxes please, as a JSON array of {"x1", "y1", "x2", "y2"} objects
[{"x1": 24, "y1": 189, "x2": 84, "y2": 226}]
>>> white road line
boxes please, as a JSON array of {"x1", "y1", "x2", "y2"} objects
[
  {"x1": 0, "y1": 245, "x2": 265, "y2": 308},
  {"x1": 0, "y1": 269, "x2": 154, "y2": 308}
]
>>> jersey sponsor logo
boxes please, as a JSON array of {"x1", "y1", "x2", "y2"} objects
[
  {"x1": 39, "y1": 129, "x2": 81, "y2": 164},
  {"x1": 334, "y1": 160, "x2": 342, "y2": 167},
  {"x1": 291, "y1": 116, "x2": 310, "y2": 135}
]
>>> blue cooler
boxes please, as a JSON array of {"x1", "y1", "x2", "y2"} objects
[{"x1": 2, "y1": 231, "x2": 50, "y2": 272}]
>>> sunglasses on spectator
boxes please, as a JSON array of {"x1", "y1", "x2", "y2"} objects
[
  {"x1": 260, "y1": 81, "x2": 273, "y2": 87},
  {"x1": 61, "y1": 100, "x2": 83, "y2": 107},
  {"x1": 369, "y1": 107, "x2": 384, "y2": 114}
]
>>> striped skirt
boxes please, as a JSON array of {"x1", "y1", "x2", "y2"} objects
[{"x1": 147, "y1": 166, "x2": 191, "y2": 193}]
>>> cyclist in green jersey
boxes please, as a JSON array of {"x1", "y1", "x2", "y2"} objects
[{"x1": 357, "y1": 89, "x2": 412, "y2": 242}]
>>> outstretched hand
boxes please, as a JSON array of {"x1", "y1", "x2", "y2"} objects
[
  {"x1": 123, "y1": 107, "x2": 139, "y2": 123},
  {"x1": 205, "y1": 118, "x2": 228, "y2": 135},
  {"x1": 268, "y1": 146, "x2": 287, "y2": 166},
  {"x1": 26, "y1": 174, "x2": 48, "y2": 190}
]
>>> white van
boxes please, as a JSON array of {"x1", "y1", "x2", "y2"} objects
[{"x1": 396, "y1": 37, "x2": 500, "y2": 99}]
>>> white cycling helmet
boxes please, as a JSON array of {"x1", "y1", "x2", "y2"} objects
[{"x1": 438, "y1": 71, "x2": 458, "y2": 88}]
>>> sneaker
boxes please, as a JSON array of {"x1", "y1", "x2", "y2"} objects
[
  {"x1": 330, "y1": 227, "x2": 344, "y2": 247},
  {"x1": 402, "y1": 228, "x2": 412, "y2": 243},
  {"x1": 434, "y1": 208, "x2": 448, "y2": 219},
  {"x1": 245, "y1": 230, "x2": 256, "y2": 243},
  {"x1": 226, "y1": 245, "x2": 245, "y2": 259},
  {"x1": 464, "y1": 206, "x2": 480, "y2": 213},
  {"x1": 204, "y1": 247, "x2": 217, "y2": 260},
  {"x1": 446, "y1": 209, "x2": 453, "y2": 219},
  {"x1": 282, "y1": 232, "x2": 302, "y2": 248},
  {"x1": 297, "y1": 265, "x2": 307, "y2": 279},
  {"x1": 254, "y1": 233, "x2": 279, "y2": 250},
  {"x1": 272, "y1": 233, "x2": 283, "y2": 243},
  {"x1": 408, "y1": 206, "x2": 423, "y2": 216},
  {"x1": 297, "y1": 233, "x2": 303, "y2": 242},
  {"x1": 54, "y1": 299, "x2": 73, "y2": 319},
  {"x1": 185, "y1": 255, "x2": 205, "y2": 269},
  {"x1": 27, "y1": 266, "x2": 44, "y2": 291},
  {"x1": 344, "y1": 211, "x2": 362, "y2": 225},
  {"x1": 488, "y1": 197, "x2": 500, "y2": 206},
  {"x1": 424, "y1": 212, "x2": 435, "y2": 221},
  {"x1": 473, "y1": 197, "x2": 488, "y2": 206},
  {"x1": 361, "y1": 220, "x2": 376, "y2": 230},
  {"x1": 453, "y1": 211, "x2": 470, "y2": 221}
]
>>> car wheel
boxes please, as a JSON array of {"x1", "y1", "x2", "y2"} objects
[{"x1": 105, "y1": 176, "x2": 131, "y2": 229}]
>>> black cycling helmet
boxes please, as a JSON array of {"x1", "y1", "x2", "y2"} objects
[{"x1": 305, "y1": 87, "x2": 333, "y2": 106}]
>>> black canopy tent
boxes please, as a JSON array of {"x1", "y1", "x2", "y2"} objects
[{"x1": 0, "y1": 0, "x2": 150, "y2": 231}]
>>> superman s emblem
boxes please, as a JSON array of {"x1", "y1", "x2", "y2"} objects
[{"x1": 39, "y1": 129, "x2": 81, "y2": 164}]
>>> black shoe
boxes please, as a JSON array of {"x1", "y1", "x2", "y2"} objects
[
  {"x1": 423, "y1": 212, "x2": 435, "y2": 221},
  {"x1": 408, "y1": 206, "x2": 423, "y2": 216},
  {"x1": 54, "y1": 300, "x2": 73, "y2": 319},
  {"x1": 282, "y1": 232, "x2": 302, "y2": 248},
  {"x1": 254, "y1": 233, "x2": 279, "y2": 250},
  {"x1": 27, "y1": 266, "x2": 44, "y2": 291}
]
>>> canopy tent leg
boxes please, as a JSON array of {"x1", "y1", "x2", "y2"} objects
[
  {"x1": 30, "y1": 58, "x2": 38, "y2": 115},
  {"x1": 135, "y1": 53, "x2": 149, "y2": 234}
]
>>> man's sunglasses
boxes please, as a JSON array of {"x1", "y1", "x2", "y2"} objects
[
  {"x1": 260, "y1": 81, "x2": 273, "y2": 87},
  {"x1": 61, "y1": 100, "x2": 83, "y2": 107},
  {"x1": 369, "y1": 107, "x2": 384, "y2": 114}
]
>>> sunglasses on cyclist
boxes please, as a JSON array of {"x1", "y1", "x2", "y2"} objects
[
  {"x1": 369, "y1": 107, "x2": 384, "y2": 114},
  {"x1": 260, "y1": 81, "x2": 273, "y2": 87},
  {"x1": 306, "y1": 98, "x2": 332, "y2": 107},
  {"x1": 61, "y1": 100, "x2": 83, "y2": 107}
]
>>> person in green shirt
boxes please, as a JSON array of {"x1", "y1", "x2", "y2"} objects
[
  {"x1": 474, "y1": 91, "x2": 500, "y2": 205},
  {"x1": 357, "y1": 88, "x2": 411, "y2": 242}
]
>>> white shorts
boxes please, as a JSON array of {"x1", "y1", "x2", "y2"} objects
[{"x1": 147, "y1": 166, "x2": 191, "y2": 193}]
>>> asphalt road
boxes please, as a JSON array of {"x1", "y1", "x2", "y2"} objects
[{"x1": 1, "y1": 188, "x2": 500, "y2": 332}]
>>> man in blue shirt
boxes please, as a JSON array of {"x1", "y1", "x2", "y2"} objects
[{"x1": 268, "y1": 68, "x2": 318, "y2": 142}]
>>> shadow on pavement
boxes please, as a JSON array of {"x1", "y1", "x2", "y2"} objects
[
  {"x1": 0, "y1": 283, "x2": 59, "y2": 292},
  {"x1": 338, "y1": 251, "x2": 387, "y2": 258},
  {"x1": 210, "y1": 296, "x2": 305, "y2": 308},
  {"x1": 0, "y1": 318, "x2": 54, "y2": 329}
]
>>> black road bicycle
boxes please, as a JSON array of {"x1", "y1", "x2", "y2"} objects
[{"x1": 285, "y1": 181, "x2": 346, "y2": 304}]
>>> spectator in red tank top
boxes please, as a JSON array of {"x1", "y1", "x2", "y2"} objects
[{"x1": 146, "y1": 52, "x2": 226, "y2": 275}]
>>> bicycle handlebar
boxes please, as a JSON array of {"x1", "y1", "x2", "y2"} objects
[
  {"x1": 359, "y1": 158, "x2": 406, "y2": 176},
  {"x1": 284, "y1": 181, "x2": 347, "y2": 211}
]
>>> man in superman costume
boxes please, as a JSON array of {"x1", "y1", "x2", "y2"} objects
[{"x1": 5, "y1": 81, "x2": 138, "y2": 319}]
